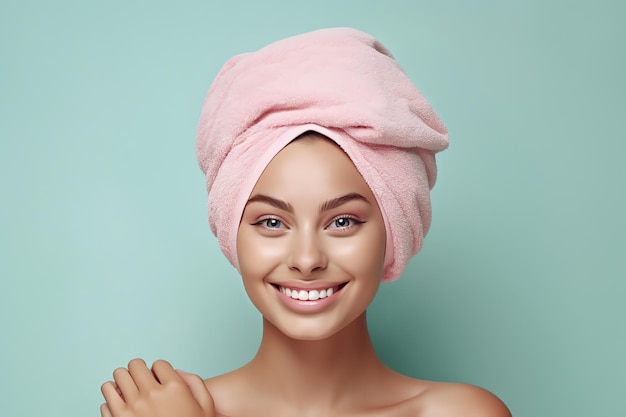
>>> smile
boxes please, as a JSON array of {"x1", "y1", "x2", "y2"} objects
[{"x1": 273, "y1": 283, "x2": 348, "y2": 301}]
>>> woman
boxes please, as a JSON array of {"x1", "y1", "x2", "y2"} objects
[{"x1": 101, "y1": 28, "x2": 511, "y2": 417}]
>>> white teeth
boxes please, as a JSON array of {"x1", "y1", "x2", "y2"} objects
[{"x1": 278, "y1": 285, "x2": 337, "y2": 301}]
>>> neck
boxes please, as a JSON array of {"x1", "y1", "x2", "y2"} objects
[{"x1": 246, "y1": 312, "x2": 388, "y2": 407}]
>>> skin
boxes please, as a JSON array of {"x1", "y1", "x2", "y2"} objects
[{"x1": 101, "y1": 134, "x2": 511, "y2": 417}]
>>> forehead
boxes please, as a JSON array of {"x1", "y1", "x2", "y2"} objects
[{"x1": 250, "y1": 135, "x2": 376, "y2": 202}]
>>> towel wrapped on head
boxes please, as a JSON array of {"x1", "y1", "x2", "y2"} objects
[{"x1": 196, "y1": 27, "x2": 449, "y2": 281}]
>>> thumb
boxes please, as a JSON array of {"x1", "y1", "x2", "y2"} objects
[{"x1": 176, "y1": 369, "x2": 215, "y2": 415}]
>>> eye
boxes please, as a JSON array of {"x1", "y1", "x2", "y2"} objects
[
  {"x1": 263, "y1": 218, "x2": 282, "y2": 229},
  {"x1": 252, "y1": 216, "x2": 286, "y2": 231},
  {"x1": 327, "y1": 216, "x2": 363, "y2": 230}
]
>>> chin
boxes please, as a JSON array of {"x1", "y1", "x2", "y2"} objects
[
  {"x1": 266, "y1": 312, "x2": 363, "y2": 342},
  {"x1": 280, "y1": 326, "x2": 341, "y2": 341}
]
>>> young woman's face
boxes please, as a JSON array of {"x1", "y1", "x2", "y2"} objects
[{"x1": 237, "y1": 135, "x2": 386, "y2": 340}]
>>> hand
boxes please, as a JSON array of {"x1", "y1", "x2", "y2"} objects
[{"x1": 101, "y1": 359, "x2": 215, "y2": 417}]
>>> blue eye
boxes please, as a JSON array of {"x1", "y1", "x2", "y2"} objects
[
  {"x1": 328, "y1": 216, "x2": 362, "y2": 229},
  {"x1": 251, "y1": 217, "x2": 287, "y2": 234},
  {"x1": 263, "y1": 218, "x2": 282, "y2": 229},
  {"x1": 333, "y1": 217, "x2": 352, "y2": 228}
]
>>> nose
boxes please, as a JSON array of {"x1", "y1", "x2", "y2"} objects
[{"x1": 287, "y1": 228, "x2": 328, "y2": 277}]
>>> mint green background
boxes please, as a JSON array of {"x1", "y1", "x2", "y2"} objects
[{"x1": 1, "y1": 1, "x2": 624, "y2": 416}]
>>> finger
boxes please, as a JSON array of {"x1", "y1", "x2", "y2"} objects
[
  {"x1": 114, "y1": 382, "x2": 124, "y2": 401},
  {"x1": 151, "y1": 359, "x2": 178, "y2": 384},
  {"x1": 112, "y1": 367, "x2": 138, "y2": 401},
  {"x1": 101, "y1": 381, "x2": 125, "y2": 412},
  {"x1": 100, "y1": 403, "x2": 113, "y2": 417},
  {"x1": 176, "y1": 369, "x2": 215, "y2": 413},
  {"x1": 128, "y1": 358, "x2": 158, "y2": 391},
  {"x1": 112, "y1": 381, "x2": 125, "y2": 402}
]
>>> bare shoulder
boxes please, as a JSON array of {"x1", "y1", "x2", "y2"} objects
[
  {"x1": 414, "y1": 381, "x2": 511, "y2": 417},
  {"x1": 203, "y1": 368, "x2": 253, "y2": 417},
  {"x1": 203, "y1": 369, "x2": 243, "y2": 401}
]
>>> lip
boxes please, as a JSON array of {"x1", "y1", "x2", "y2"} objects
[
  {"x1": 271, "y1": 282, "x2": 348, "y2": 314},
  {"x1": 271, "y1": 281, "x2": 347, "y2": 291}
]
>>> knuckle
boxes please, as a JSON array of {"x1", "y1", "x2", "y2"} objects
[
  {"x1": 119, "y1": 409, "x2": 135, "y2": 417},
  {"x1": 167, "y1": 379, "x2": 187, "y2": 393},
  {"x1": 147, "y1": 385, "x2": 164, "y2": 400}
]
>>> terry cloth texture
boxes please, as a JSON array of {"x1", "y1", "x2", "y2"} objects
[{"x1": 196, "y1": 27, "x2": 449, "y2": 281}]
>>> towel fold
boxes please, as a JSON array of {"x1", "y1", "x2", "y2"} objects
[{"x1": 196, "y1": 27, "x2": 449, "y2": 281}]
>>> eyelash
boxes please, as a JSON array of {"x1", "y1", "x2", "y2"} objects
[
  {"x1": 326, "y1": 215, "x2": 364, "y2": 230},
  {"x1": 251, "y1": 215, "x2": 364, "y2": 232},
  {"x1": 252, "y1": 216, "x2": 285, "y2": 230}
]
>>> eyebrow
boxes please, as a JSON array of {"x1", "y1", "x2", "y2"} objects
[
  {"x1": 246, "y1": 194, "x2": 294, "y2": 213},
  {"x1": 245, "y1": 192, "x2": 370, "y2": 214},
  {"x1": 319, "y1": 193, "x2": 370, "y2": 213}
]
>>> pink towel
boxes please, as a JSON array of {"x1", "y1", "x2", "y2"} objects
[{"x1": 196, "y1": 28, "x2": 448, "y2": 281}]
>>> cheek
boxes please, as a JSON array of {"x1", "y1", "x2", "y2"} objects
[
  {"x1": 330, "y1": 229, "x2": 386, "y2": 276},
  {"x1": 237, "y1": 229, "x2": 286, "y2": 279}
]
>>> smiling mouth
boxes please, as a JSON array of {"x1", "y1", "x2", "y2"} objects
[{"x1": 271, "y1": 283, "x2": 348, "y2": 301}]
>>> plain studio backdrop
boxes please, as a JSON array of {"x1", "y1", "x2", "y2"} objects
[{"x1": 1, "y1": 1, "x2": 624, "y2": 416}]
